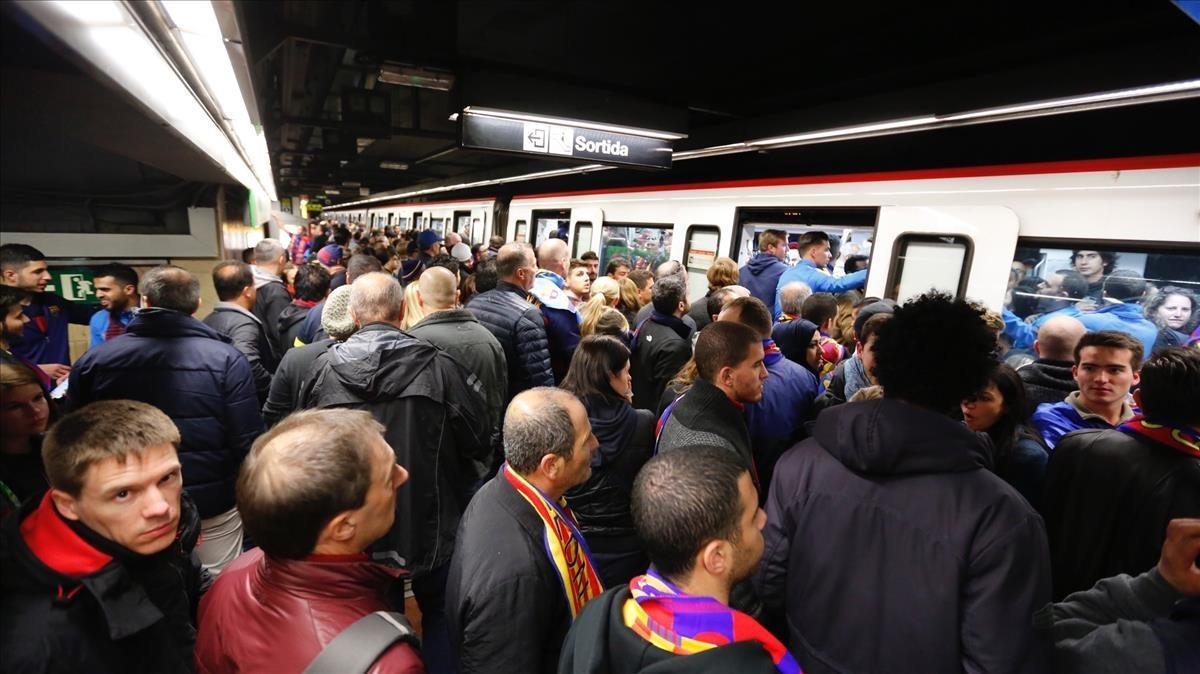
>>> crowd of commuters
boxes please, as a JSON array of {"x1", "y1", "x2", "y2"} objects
[{"x1": 0, "y1": 225, "x2": 1197, "y2": 674}]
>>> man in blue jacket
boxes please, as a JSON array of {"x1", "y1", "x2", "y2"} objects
[
  {"x1": 738, "y1": 229, "x2": 789, "y2": 308},
  {"x1": 772, "y1": 231, "x2": 867, "y2": 318},
  {"x1": 531, "y1": 238, "x2": 581, "y2": 382},
  {"x1": 68, "y1": 265, "x2": 264, "y2": 575},
  {"x1": 1032, "y1": 330, "x2": 1140, "y2": 449},
  {"x1": 0, "y1": 243, "x2": 94, "y2": 380}
]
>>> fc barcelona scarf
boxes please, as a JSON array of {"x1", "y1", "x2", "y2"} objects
[
  {"x1": 1119, "y1": 415, "x2": 1200, "y2": 458},
  {"x1": 623, "y1": 570, "x2": 801, "y2": 673},
  {"x1": 501, "y1": 464, "x2": 603, "y2": 619}
]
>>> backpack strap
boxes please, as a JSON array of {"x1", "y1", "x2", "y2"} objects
[{"x1": 302, "y1": 611, "x2": 420, "y2": 674}]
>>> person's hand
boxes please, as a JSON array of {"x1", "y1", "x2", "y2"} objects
[
  {"x1": 1157, "y1": 518, "x2": 1200, "y2": 596},
  {"x1": 38, "y1": 363, "x2": 70, "y2": 380}
]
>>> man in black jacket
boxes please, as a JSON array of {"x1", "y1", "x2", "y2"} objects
[
  {"x1": 1042, "y1": 346, "x2": 1200, "y2": 600},
  {"x1": 447, "y1": 387, "x2": 602, "y2": 674},
  {"x1": 755, "y1": 292, "x2": 1052, "y2": 673},
  {"x1": 1019, "y1": 314, "x2": 1087, "y2": 414},
  {"x1": 203, "y1": 261, "x2": 278, "y2": 402},
  {"x1": 561, "y1": 447, "x2": 794, "y2": 674},
  {"x1": 0, "y1": 400, "x2": 206, "y2": 674},
  {"x1": 302, "y1": 272, "x2": 491, "y2": 674},
  {"x1": 630, "y1": 274, "x2": 693, "y2": 411},
  {"x1": 657, "y1": 321, "x2": 766, "y2": 486},
  {"x1": 276, "y1": 263, "x2": 329, "y2": 354},
  {"x1": 249, "y1": 239, "x2": 292, "y2": 354},
  {"x1": 466, "y1": 242, "x2": 553, "y2": 402}
]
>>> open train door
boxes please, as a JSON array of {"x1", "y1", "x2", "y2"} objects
[
  {"x1": 865, "y1": 206, "x2": 1019, "y2": 310},
  {"x1": 569, "y1": 207, "x2": 603, "y2": 259}
]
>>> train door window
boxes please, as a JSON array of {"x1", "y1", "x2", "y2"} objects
[
  {"x1": 599, "y1": 223, "x2": 673, "y2": 275},
  {"x1": 429, "y1": 217, "x2": 445, "y2": 235},
  {"x1": 453, "y1": 210, "x2": 472, "y2": 239},
  {"x1": 471, "y1": 217, "x2": 482, "y2": 243},
  {"x1": 532, "y1": 209, "x2": 571, "y2": 245},
  {"x1": 733, "y1": 207, "x2": 878, "y2": 278},
  {"x1": 683, "y1": 226, "x2": 721, "y2": 302},
  {"x1": 514, "y1": 219, "x2": 529, "y2": 243},
  {"x1": 398, "y1": 216, "x2": 410, "y2": 230},
  {"x1": 573, "y1": 222, "x2": 593, "y2": 258},
  {"x1": 886, "y1": 234, "x2": 973, "y2": 303},
  {"x1": 413, "y1": 212, "x2": 423, "y2": 230},
  {"x1": 1002, "y1": 242, "x2": 1200, "y2": 354}
]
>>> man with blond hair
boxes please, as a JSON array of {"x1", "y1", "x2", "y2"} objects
[{"x1": 1, "y1": 400, "x2": 204, "y2": 672}]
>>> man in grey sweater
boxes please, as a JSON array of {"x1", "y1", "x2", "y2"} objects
[{"x1": 1041, "y1": 517, "x2": 1200, "y2": 673}]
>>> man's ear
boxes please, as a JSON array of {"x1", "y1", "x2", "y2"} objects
[
  {"x1": 318, "y1": 511, "x2": 357, "y2": 546},
  {"x1": 1132, "y1": 388, "x2": 1142, "y2": 409},
  {"x1": 698, "y1": 538, "x2": 732, "y2": 578},
  {"x1": 1032, "y1": 339, "x2": 1042, "y2": 357},
  {"x1": 538, "y1": 452, "x2": 562, "y2": 481},
  {"x1": 50, "y1": 489, "x2": 81, "y2": 521}
]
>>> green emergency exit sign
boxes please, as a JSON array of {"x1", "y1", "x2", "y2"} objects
[{"x1": 45, "y1": 267, "x2": 99, "y2": 304}]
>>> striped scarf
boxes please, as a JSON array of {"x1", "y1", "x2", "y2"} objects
[
  {"x1": 623, "y1": 570, "x2": 801, "y2": 673},
  {"x1": 1119, "y1": 415, "x2": 1200, "y2": 458},
  {"x1": 501, "y1": 464, "x2": 603, "y2": 619}
]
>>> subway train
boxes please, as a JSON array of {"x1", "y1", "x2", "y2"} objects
[{"x1": 324, "y1": 154, "x2": 1200, "y2": 317}]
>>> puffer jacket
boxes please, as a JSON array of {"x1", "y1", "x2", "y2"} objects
[
  {"x1": 565, "y1": 395, "x2": 654, "y2": 539},
  {"x1": 68, "y1": 308, "x2": 264, "y2": 518},
  {"x1": 0, "y1": 490, "x2": 206, "y2": 674},
  {"x1": 466, "y1": 281, "x2": 554, "y2": 401},
  {"x1": 301, "y1": 323, "x2": 491, "y2": 575},
  {"x1": 756, "y1": 399, "x2": 1051, "y2": 673},
  {"x1": 739, "y1": 252, "x2": 789, "y2": 309},
  {"x1": 202, "y1": 302, "x2": 278, "y2": 403},
  {"x1": 195, "y1": 549, "x2": 424, "y2": 674}
]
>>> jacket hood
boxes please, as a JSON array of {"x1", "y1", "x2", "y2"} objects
[
  {"x1": 326, "y1": 323, "x2": 438, "y2": 398},
  {"x1": 814, "y1": 398, "x2": 989, "y2": 475},
  {"x1": 277, "y1": 303, "x2": 310, "y2": 332},
  {"x1": 212, "y1": 302, "x2": 261, "y2": 324},
  {"x1": 745, "y1": 253, "x2": 785, "y2": 277},
  {"x1": 583, "y1": 394, "x2": 638, "y2": 468},
  {"x1": 250, "y1": 265, "x2": 283, "y2": 289},
  {"x1": 1021, "y1": 359, "x2": 1075, "y2": 389},
  {"x1": 126, "y1": 307, "x2": 230, "y2": 343}
]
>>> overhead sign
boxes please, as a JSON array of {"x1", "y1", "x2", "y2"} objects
[{"x1": 461, "y1": 112, "x2": 674, "y2": 169}]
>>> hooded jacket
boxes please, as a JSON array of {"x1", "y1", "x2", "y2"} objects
[
  {"x1": 1067, "y1": 302, "x2": 1159, "y2": 361},
  {"x1": 0, "y1": 490, "x2": 205, "y2": 674},
  {"x1": 202, "y1": 302, "x2": 278, "y2": 403},
  {"x1": 466, "y1": 281, "x2": 554, "y2": 401},
  {"x1": 739, "y1": 252, "x2": 789, "y2": 310},
  {"x1": 772, "y1": 260, "x2": 867, "y2": 318},
  {"x1": 195, "y1": 548, "x2": 424, "y2": 674},
  {"x1": 744, "y1": 348, "x2": 818, "y2": 494},
  {"x1": 565, "y1": 395, "x2": 655, "y2": 541},
  {"x1": 531, "y1": 270, "x2": 582, "y2": 382},
  {"x1": 251, "y1": 266, "x2": 292, "y2": 353},
  {"x1": 68, "y1": 308, "x2": 264, "y2": 518},
  {"x1": 277, "y1": 301, "x2": 315, "y2": 354},
  {"x1": 559, "y1": 585, "x2": 780, "y2": 674},
  {"x1": 1041, "y1": 427, "x2": 1200, "y2": 599},
  {"x1": 302, "y1": 323, "x2": 491, "y2": 575},
  {"x1": 1018, "y1": 358, "x2": 1077, "y2": 414},
  {"x1": 755, "y1": 398, "x2": 1052, "y2": 674}
]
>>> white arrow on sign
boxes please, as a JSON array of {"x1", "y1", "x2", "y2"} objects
[{"x1": 522, "y1": 122, "x2": 549, "y2": 152}]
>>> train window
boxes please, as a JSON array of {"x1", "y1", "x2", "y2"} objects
[
  {"x1": 514, "y1": 220, "x2": 529, "y2": 243},
  {"x1": 1002, "y1": 241, "x2": 1200, "y2": 354},
  {"x1": 734, "y1": 207, "x2": 877, "y2": 277},
  {"x1": 430, "y1": 218, "x2": 445, "y2": 235},
  {"x1": 397, "y1": 216, "x2": 410, "y2": 230},
  {"x1": 886, "y1": 234, "x2": 973, "y2": 303},
  {"x1": 599, "y1": 223, "x2": 673, "y2": 274},
  {"x1": 573, "y1": 222, "x2": 593, "y2": 258},
  {"x1": 683, "y1": 226, "x2": 720, "y2": 300},
  {"x1": 532, "y1": 209, "x2": 571, "y2": 245}
]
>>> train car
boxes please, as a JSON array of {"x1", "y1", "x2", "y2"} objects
[{"x1": 326, "y1": 198, "x2": 497, "y2": 245}]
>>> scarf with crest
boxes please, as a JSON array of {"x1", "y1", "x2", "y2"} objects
[
  {"x1": 501, "y1": 464, "x2": 603, "y2": 619},
  {"x1": 622, "y1": 569, "x2": 801, "y2": 673},
  {"x1": 1119, "y1": 415, "x2": 1200, "y2": 458}
]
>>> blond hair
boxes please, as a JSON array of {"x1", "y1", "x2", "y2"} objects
[
  {"x1": 0, "y1": 361, "x2": 41, "y2": 390},
  {"x1": 582, "y1": 303, "x2": 629, "y2": 338},
  {"x1": 617, "y1": 277, "x2": 641, "y2": 312},
  {"x1": 590, "y1": 276, "x2": 620, "y2": 306},
  {"x1": 43, "y1": 400, "x2": 180, "y2": 496},
  {"x1": 400, "y1": 282, "x2": 426, "y2": 330}
]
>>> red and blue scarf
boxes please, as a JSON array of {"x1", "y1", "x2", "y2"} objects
[
  {"x1": 623, "y1": 569, "x2": 801, "y2": 673},
  {"x1": 501, "y1": 464, "x2": 604, "y2": 619},
  {"x1": 1119, "y1": 415, "x2": 1200, "y2": 458},
  {"x1": 762, "y1": 338, "x2": 783, "y2": 367}
]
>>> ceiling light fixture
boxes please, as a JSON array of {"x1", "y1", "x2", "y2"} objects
[
  {"x1": 378, "y1": 62, "x2": 455, "y2": 91},
  {"x1": 379, "y1": 161, "x2": 409, "y2": 170},
  {"x1": 460, "y1": 106, "x2": 687, "y2": 140}
]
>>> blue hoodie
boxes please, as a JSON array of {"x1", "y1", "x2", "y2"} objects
[
  {"x1": 773, "y1": 260, "x2": 868, "y2": 318},
  {"x1": 739, "y1": 253, "x2": 789, "y2": 308}
]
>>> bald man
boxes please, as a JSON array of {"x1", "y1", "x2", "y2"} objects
[
  {"x1": 531, "y1": 238, "x2": 582, "y2": 381},
  {"x1": 410, "y1": 266, "x2": 507, "y2": 458},
  {"x1": 1019, "y1": 315, "x2": 1088, "y2": 413},
  {"x1": 302, "y1": 271, "x2": 492, "y2": 673},
  {"x1": 447, "y1": 387, "x2": 601, "y2": 674}
]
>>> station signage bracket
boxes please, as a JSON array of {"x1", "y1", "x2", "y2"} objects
[{"x1": 460, "y1": 112, "x2": 675, "y2": 170}]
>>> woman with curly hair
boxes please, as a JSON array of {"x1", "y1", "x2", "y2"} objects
[{"x1": 1144, "y1": 285, "x2": 1196, "y2": 350}]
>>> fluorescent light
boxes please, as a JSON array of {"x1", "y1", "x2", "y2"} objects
[
  {"x1": 751, "y1": 116, "x2": 938, "y2": 147},
  {"x1": 379, "y1": 161, "x2": 409, "y2": 170},
  {"x1": 378, "y1": 63, "x2": 455, "y2": 91},
  {"x1": 938, "y1": 79, "x2": 1200, "y2": 122},
  {"x1": 461, "y1": 106, "x2": 687, "y2": 140},
  {"x1": 50, "y1": 0, "x2": 123, "y2": 24}
]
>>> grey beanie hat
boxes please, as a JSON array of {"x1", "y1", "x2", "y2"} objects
[{"x1": 321, "y1": 284, "x2": 356, "y2": 340}]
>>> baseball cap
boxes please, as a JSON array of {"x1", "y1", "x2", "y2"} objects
[{"x1": 418, "y1": 230, "x2": 443, "y2": 250}]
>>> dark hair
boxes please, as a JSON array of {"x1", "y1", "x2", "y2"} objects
[
  {"x1": 580, "y1": 251, "x2": 599, "y2": 262},
  {"x1": 1138, "y1": 347, "x2": 1200, "y2": 426},
  {"x1": 651, "y1": 275, "x2": 687, "y2": 315},
  {"x1": 796, "y1": 231, "x2": 830, "y2": 257},
  {"x1": 346, "y1": 254, "x2": 383, "y2": 283},
  {"x1": 333, "y1": 227, "x2": 351, "y2": 247},
  {"x1": 800, "y1": 293, "x2": 837, "y2": 326},
  {"x1": 293, "y1": 264, "x2": 331, "y2": 301},
  {"x1": 90, "y1": 263, "x2": 138, "y2": 292},
  {"x1": 1072, "y1": 249, "x2": 1117, "y2": 275},
  {"x1": 722, "y1": 296, "x2": 772, "y2": 339},
  {"x1": 212, "y1": 261, "x2": 254, "y2": 301},
  {"x1": 705, "y1": 286, "x2": 739, "y2": 321},
  {"x1": 241, "y1": 247, "x2": 255, "y2": 264},
  {"x1": 1010, "y1": 279, "x2": 1042, "y2": 318},
  {"x1": 474, "y1": 259, "x2": 499, "y2": 292},
  {"x1": 695, "y1": 321, "x2": 760, "y2": 382},
  {"x1": 1102, "y1": 269, "x2": 1148, "y2": 302},
  {"x1": 429, "y1": 253, "x2": 460, "y2": 277},
  {"x1": 0, "y1": 285, "x2": 32, "y2": 316},
  {"x1": 631, "y1": 446, "x2": 747, "y2": 580},
  {"x1": 141, "y1": 266, "x2": 201, "y2": 314},
  {"x1": 606, "y1": 257, "x2": 630, "y2": 275},
  {"x1": 967, "y1": 363, "x2": 1045, "y2": 469},
  {"x1": 568, "y1": 259, "x2": 588, "y2": 273},
  {"x1": 857, "y1": 312, "x2": 891, "y2": 346},
  {"x1": 628, "y1": 269, "x2": 653, "y2": 291},
  {"x1": 1053, "y1": 269, "x2": 1089, "y2": 300},
  {"x1": 1073, "y1": 330, "x2": 1143, "y2": 368},
  {"x1": 560, "y1": 335, "x2": 630, "y2": 402},
  {"x1": 873, "y1": 292, "x2": 997, "y2": 413},
  {"x1": 844, "y1": 255, "x2": 869, "y2": 274},
  {"x1": 0, "y1": 244, "x2": 45, "y2": 272}
]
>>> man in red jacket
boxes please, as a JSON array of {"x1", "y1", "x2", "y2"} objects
[{"x1": 195, "y1": 409, "x2": 425, "y2": 674}]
